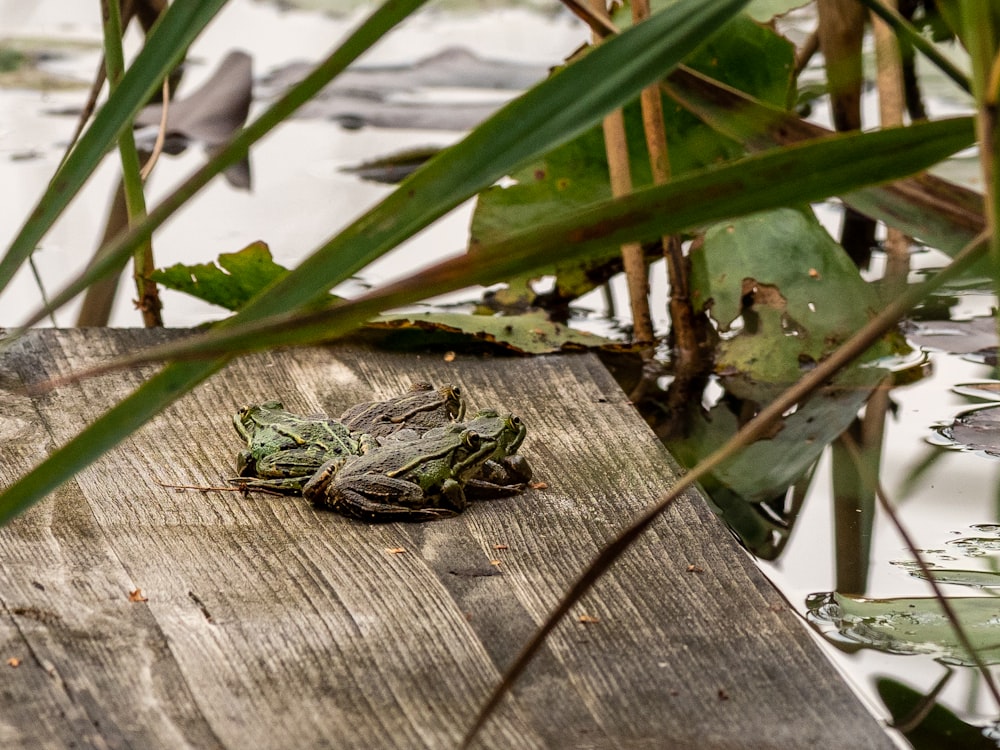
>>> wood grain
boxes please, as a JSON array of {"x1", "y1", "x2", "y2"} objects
[{"x1": 0, "y1": 329, "x2": 895, "y2": 749}]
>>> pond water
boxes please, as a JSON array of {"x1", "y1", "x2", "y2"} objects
[{"x1": 2, "y1": 1, "x2": 999, "y2": 745}]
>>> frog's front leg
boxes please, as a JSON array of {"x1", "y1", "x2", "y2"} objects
[
  {"x1": 254, "y1": 448, "x2": 329, "y2": 480},
  {"x1": 465, "y1": 456, "x2": 533, "y2": 499}
]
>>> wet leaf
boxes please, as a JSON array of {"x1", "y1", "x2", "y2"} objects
[
  {"x1": 812, "y1": 592, "x2": 1000, "y2": 666},
  {"x1": 690, "y1": 207, "x2": 899, "y2": 395},
  {"x1": 150, "y1": 241, "x2": 290, "y2": 311},
  {"x1": 905, "y1": 568, "x2": 1000, "y2": 588},
  {"x1": 367, "y1": 311, "x2": 610, "y2": 354},
  {"x1": 933, "y1": 405, "x2": 1000, "y2": 456},
  {"x1": 469, "y1": 13, "x2": 794, "y2": 308}
]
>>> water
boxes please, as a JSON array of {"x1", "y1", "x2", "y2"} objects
[{"x1": 2, "y1": 0, "x2": 999, "y2": 744}]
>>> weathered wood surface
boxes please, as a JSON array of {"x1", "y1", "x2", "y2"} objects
[{"x1": 0, "y1": 329, "x2": 893, "y2": 749}]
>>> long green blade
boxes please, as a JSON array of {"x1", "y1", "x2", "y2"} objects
[
  {"x1": 0, "y1": 0, "x2": 752, "y2": 524},
  {"x1": 81, "y1": 116, "x2": 976, "y2": 364},
  {"x1": 0, "y1": 0, "x2": 229, "y2": 292}
]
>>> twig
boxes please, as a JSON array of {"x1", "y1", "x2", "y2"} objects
[{"x1": 151, "y1": 476, "x2": 287, "y2": 496}]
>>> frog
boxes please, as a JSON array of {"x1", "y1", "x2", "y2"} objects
[
  {"x1": 302, "y1": 425, "x2": 498, "y2": 522},
  {"x1": 425, "y1": 409, "x2": 533, "y2": 497},
  {"x1": 231, "y1": 400, "x2": 376, "y2": 494},
  {"x1": 339, "y1": 382, "x2": 465, "y2": 439}
]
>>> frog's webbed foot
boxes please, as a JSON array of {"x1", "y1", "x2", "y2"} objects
[{"x1": 466, "y1": 456, "x2": 533, "y2": 498}]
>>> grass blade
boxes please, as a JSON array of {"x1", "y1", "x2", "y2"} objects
[{"x1": 60, "y1": 116, "x2": 975, "y2": 366}]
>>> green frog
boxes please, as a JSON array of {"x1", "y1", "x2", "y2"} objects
[
  {"x1": 302, "y1": 425, "x2": 497, "y2": 521},
  {"x1": 426, "y1": 409, "x2": 533, "y2": 497},
  {"x1": 231, "y1": 400, "x2": 375, "y2": 493},
  {"x1": 339, "y1": 382, "x2": 465, "y2": 438}
]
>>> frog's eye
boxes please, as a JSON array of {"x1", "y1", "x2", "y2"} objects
[
  {"x1": 463, "y1": 431, "x2": 481, "y2": 449},
  {"x1": 509, "y1": 415, "x2": 522, "y2": 427},
  {"x1": 451, "y1": 386, "x2": 462, "y2": 397}
]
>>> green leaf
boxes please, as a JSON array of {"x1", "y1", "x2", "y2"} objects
[
  {"x1": 150, "y1": 241, "x2": 291, "y2": 311},
  {"x1": 368, "y1": 311, "x2": 611, "y2": 354},
  {"x1": 690, "y1": 207, "x2": 900, "y2": 393},
  {"x1": 78, "y1": 116, "x2": 978, "y2": 366},
  {"x1": 823, "y1": 592, "x2": 1000, "y2": 666}
]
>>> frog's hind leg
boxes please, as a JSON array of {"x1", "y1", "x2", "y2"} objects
[{"x1": 329, "y1": 490, "x2": 456, "y2": 523}]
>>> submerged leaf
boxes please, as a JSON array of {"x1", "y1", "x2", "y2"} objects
[
  {"x1": 134, "y1": 50, "x2": 253, "y2": 188},
  {"x1": 809, "y1": 591, "x2": 1000, "y2": 666},
  {"x1": 876, "y1": 678, "x2": 997, "y2": 750}
]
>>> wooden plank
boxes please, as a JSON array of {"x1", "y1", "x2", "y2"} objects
[{"x1": 0, "y1": 329, "x2": 895, "y2": 749}]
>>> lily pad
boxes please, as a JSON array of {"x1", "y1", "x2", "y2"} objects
[
  {"x1": 808, "y1": 591, "x2": 1000, "y2": 666},
  {"x1": 933, "y1": 405, "x2": 1000, "y2": 456},
  {"x1": 469, "y1": 12, "x2": 794, "y2": 309},
  {"x1": 150, "y1": 241, "x2": 290, "y2": 311}
]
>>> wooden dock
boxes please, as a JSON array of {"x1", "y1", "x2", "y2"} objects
[{"x1": 0, "y1": 329, "x2": 894, "y2": 749}]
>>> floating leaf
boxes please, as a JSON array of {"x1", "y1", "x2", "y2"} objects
[
  {"x1": 808, "y1": 591, "x2": 1000, "y2": 666},
  {"x1": 952, "y1": 382, "x2": 1000, "y2": 402},
  {"x1": 933, "y1": 405, "x2": 1000, "y2": 456},
  {"x1": 905, "y1": 569, "x2": 1000, "y2": 588},
  {"x1": 150, "y1": 241, "x2": 290, "y2": 311},
  {"x1": 906, "y1": 316, "x2": 998, "y2": 356}
]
